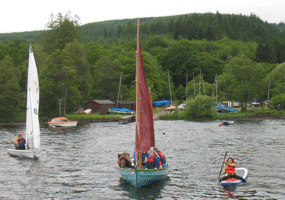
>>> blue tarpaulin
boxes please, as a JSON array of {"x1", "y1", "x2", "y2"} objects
[{"x1": 153, "y1": 100, "x2": 171, "y2": 106}]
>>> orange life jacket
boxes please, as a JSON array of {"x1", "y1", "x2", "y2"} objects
[
  {"x1": 225, "y1": 163, "x2": 236, "y2": 174},
  {"x1": 157, "y1": 151, "x2": 166, "y2": 164}
]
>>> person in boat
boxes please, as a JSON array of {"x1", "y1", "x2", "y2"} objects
[
  {"x1": 145, "y1": 149, "x2": 160, "y2": 170},
  {"x1": 117, "y1": 153, "x2": 123, "y2": 167},
  {"x1": 14, "y1": 132, "x2": 21, "y2": 148},
  {"x1": 133, "y1": 148, "x2": 150, "y2": 166},
  {"x1": 153, "y1": 147, "x2": 167, "y2": 168},
  {"x1": 219, "y1": 157, "x2": 246, "y2": 182},
  {"x1": 15, "y1": 132, "x2": 26, "y2": 150},
  {"x1": 118, "y1": 152, "x2": 132, "y2": 168}
]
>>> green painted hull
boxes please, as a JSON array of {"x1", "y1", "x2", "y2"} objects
[{"x1": 119, "y1": 166, "x2": 169, "y2": 188}]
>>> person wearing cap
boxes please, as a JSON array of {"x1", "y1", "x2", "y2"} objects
[{"x1": 14, "y1": 132, "x2": 26, "y2": 150}]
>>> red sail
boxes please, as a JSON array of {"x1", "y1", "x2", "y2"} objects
[{"x1": 135, "y1": 18, "x2": 155, "y2": 152}]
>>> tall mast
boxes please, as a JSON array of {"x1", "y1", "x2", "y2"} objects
[
  {"x1": 215, "y1": 74, "x2": 218, "y2": 104},
  {"x1": 186, "y1": 68, "x2": 188, "y2": 101},
  {"x1": 136, "y1": 18, "x2": 142, "y2": 169},
  {"x1": 168, "y1": 69, "x2": 172, "y2": 104},
  {"x1": 199, "y1": 69, "x2": 201, "y2": 95},
  {"x1": 116, "y1": 73, "x2": 123, "y2": 108},
  {"x1": 267, "y1": 80, "x2": 270, "y2": 101},
  {"x1": 193, "y1": 73, "x2": 195, "y2": 98}
]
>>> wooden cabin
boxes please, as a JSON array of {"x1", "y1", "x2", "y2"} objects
[
  {"x1": 117, "y1": 100, "x2": 136, "y2": 111},
  {"x1": 84, "y1": 100, "x2": 116, "y2": 114}
]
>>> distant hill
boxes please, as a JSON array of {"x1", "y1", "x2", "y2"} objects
[{"x1": 1, "y1": 12, "x2": 285, "y2": 45}]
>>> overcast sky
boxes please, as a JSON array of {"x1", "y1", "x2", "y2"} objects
[{"x1": 1, "y1": 0, "x2": 285, "y2": 33}]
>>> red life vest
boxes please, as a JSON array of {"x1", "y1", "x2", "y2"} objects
[
  {"x1": 117, "y1": 160, "x2": 121, "y2": 167},
  {"x1": 225, "y1": 163, "x2": 236, "y2": 174},
  {"x1": 147, "y1": 156, "x2": 156, "y2": 169},
  {"x1": 157, "y1": 152, "x2": 166, "y2": 164}
]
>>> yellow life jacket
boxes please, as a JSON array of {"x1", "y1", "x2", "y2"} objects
[{"x1": 14, "y1": 137, "x2": 19, "y2": 145}]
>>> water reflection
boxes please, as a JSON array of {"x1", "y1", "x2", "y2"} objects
[{"x1": 118, "y1": 177, "x2": 170, "y2": 199}]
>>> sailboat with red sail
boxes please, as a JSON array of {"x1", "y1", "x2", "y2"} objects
[{"x1": 119, "y1": 18, "x2": 169, "y2": 188}]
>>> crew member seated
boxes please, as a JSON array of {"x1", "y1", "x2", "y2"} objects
[
  {"x1": 118, "y1": 152, "x2": 132, "y2": 168},
  {"x1": 153, "y1": 147, "x2": 167, "y2": 168},
  {"x1": 145, "y1": 149, "x2": 160, "y2": 169},
  {"x1": 133, "y1": 148, "x2": 150, "y2": 166},
  {"x1": 14, "y1": 132, "x2": 26, "y2": 150}
]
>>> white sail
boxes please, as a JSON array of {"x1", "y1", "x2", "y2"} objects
[{"x1": 26, "y1": 45, "x2": 40, "y2": 149}]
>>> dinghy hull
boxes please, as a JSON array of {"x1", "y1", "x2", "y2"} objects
[
  {"x1": 120, "y1": 166, "x2": 169, "y2": 188},
  {"x1": 8, "y1": 149, "x2": 36, "y2": 159}
]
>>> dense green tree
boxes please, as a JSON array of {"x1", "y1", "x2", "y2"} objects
[
  {"x1": 218, "y1": 55, "x2": 264, "y2": 110},
  {"x1": 91, "y1": 56, "x2": 122, "y2": 100},
  {"x1": 175, "y1": 84, "x2": 186, "y2": 101},
  {"x1": 270, "y1": 93, "x2": 285, "y2": 110},
  {"x1": 40, "y1": 49, "x2": 78, "y2": 117},
  {"x1": 0, "y1": 56, "x2": 21, "y2": 122},
  {"x1": 184, "y1": 95, "x2": 216, "y2": 119},
  {"x1": 42, "y1": 12, "x2": 82, "y2": 53},
  {"x1": 64, "y1": 40, "x2": 90, "y2": 105},
  {"x1": 266, "y1": 63, "x2": 285, "y2": 98}
]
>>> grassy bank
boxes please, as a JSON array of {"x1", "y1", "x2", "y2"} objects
[
  {"x1": 66, "y1": 113, "x2": 123, "y2": 120},
  {"x1": 159, "y1": 108, "x2": 285, "y2": 121}
]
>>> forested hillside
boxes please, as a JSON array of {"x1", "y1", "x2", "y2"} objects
[{"x1": 1, "y1": 12, "x2": 285, "y2": 122}]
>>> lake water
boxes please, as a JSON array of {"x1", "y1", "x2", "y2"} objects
[{"x1": 0, "y1": 119, "x2": 284, "y2": 199}]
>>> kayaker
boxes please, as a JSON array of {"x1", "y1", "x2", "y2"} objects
[{"x1": 219, "y1": 157, "x2": 246, "y2": 182}]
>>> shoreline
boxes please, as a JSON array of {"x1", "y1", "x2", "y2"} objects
[{"x1": 1, "y1": 114, "x2": 285, "y2": 126}]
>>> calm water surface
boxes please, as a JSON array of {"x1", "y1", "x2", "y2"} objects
[{"x1": 0, "y1": 119, "x2": 285, "y2": 199}]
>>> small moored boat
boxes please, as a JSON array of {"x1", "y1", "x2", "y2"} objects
[
  {"x1": 221, "y1": 120, "x2": 234, "y2": 125},
  {"x1": 48, "y1": 117, "x2": 77, "y2": 127}
]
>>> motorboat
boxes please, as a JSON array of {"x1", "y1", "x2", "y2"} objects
[{"x1": 48, "y1": 117, "x2": 77, "y2": 127}]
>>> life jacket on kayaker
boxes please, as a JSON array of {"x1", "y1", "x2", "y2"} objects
[{"x1": 225, "y1": 163, "x2": 236, "y2": 174}]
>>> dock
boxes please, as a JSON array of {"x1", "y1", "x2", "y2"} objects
[{"x1": 119, "y1": 115, "x2": 135, "y2": 124}]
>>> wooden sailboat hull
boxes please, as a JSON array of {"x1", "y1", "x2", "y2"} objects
[
  {"x1": 119, "y1": 166, "x2": 169, "y2": 188},
  {"x1": 7, "y1": 149, "x2": 37, "y2": 159}
]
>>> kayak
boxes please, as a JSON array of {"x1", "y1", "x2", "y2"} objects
[{"x1": 220, "y1": 167, "x2": 248, "y2": 186}]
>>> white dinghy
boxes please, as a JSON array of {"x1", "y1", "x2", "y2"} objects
[{"x1": 8, "y1": 45, "x2": 40, "y2": 159}]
